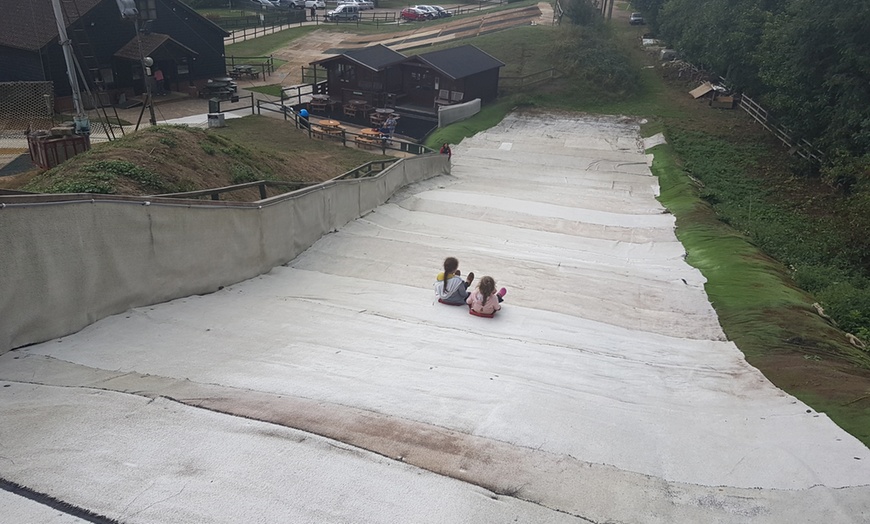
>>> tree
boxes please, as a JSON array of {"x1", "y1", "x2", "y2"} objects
[
  {"x1": 563, "y1": 0, "x2": 603, "y2": 27},
  {"x1": 756, "y1": 0, "x2": 870, "y2": 156},
  {"x1": 658, "y1": 0, "x2": 774, "y2": 91}
]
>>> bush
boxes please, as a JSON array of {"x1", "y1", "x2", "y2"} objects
[
  {"x1": 550, "y1": 26, "x2": 641, "y2": 101},
  {"x1": 230, "y1": 164, "x2": 259, "y2": 184},
  {"x1": 82, "y1": 160, "x2": 169, "y2": 192},
  {"x1": 817, "y1": 281, "x2": 870, "y2": 338}
]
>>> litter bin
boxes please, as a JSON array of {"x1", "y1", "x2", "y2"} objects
[
  {"x1": 208, "y1": 98, "x2": 221, "y2": 114},
  {"x1": 207, "y1": 113, "x2": 226, "y2": 128}
]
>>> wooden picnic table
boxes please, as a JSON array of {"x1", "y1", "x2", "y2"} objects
[
  {"x1": 314, "y1": 119, "x2": 344, "y2": 139},
  {"x1": 230, "y1": 65, "x2": 260, "y2": 80},
  {"x1": 355, "y1": 128, "x2": 384, "y2": 149}
]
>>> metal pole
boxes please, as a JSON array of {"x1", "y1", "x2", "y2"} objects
[
  {"x1": 133, "y1": 18, "x2": 157, "y2": 126},
  {"x1": 49, "y1": 0, "x2": 89, "y2": 134}
]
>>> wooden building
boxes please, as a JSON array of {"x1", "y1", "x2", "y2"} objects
[
  {"x1": 311, "y1": 43, "x2": 504, "y2": 113},
  {"x1": 313, "y1": 44, "x2": 407, "y2": 108},
  {"x1": 402, "y1": 45, "x2": 504, "y2": 109},
  {"x1": 0, "y1": 0, "x2": 228, "y2": 111}
]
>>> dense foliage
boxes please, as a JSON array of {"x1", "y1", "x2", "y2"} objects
[
  {"x1": 628, "y1": 0, "x2": 870, "y2": 343},
  {"x1": 636, "y1": 0, "x2": 870, "y2": 162},
  {"x1": 555, "y1": 1, "x2": 641, "y2": 102}
]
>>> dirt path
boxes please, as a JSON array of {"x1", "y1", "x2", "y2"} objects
[{"x1": 265, "y1": 2, "x2": 552, "y2": 86}]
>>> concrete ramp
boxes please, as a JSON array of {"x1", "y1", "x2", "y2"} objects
[{"x1": 1, "y1": 112, "x2": 869, "y2": 523}]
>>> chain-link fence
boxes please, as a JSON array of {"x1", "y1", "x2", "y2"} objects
[{"x1": 0, "y1": 82, "x2": 54, "y2": 153}]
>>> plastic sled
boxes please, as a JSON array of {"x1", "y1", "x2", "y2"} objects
[
  {"x1": 438, "y1": 298, "x2": 464, "y2": 306},
  {"x1": 469, "y1": 309, "x2": 495, "y2": 318}
]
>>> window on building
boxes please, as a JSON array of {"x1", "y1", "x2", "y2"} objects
[
  {"x1": 136, "y1": 0, "x2": 157, "y2": 20},
  {"x1": 337, "y1": 63, "x2": 355, "y2": 83}
]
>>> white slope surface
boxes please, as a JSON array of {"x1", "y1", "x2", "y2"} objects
[{"x1": 1, "y1": 112, "x2": 868, "y2": 523}]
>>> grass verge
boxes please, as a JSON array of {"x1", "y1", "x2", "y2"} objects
[{"x1": 652, "y1": 140, "x2": 870, "y2": 447}]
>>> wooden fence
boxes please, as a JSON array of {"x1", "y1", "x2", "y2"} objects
[
  {"x1": 224, "y1": 56, "x2": 276, "y2": 77},
  {"x1": 736, "y1": 94, "x2": 824, "y2": 165},
  {"x1": 214, "y1": 10, "x2": 305, "y2": 33},
  {"x1": 500, "y1": 68, "x2": 561, "y2": 91}
]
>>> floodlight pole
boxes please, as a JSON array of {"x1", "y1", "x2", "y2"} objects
[
  {"x1": 134, "y1": 18, "x2": 158, "y2": 126},
  {"x1": 50, "y1": 0, "x2": 90, "y2": 134}
]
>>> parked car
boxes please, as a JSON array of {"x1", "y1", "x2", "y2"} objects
[
  {"x1": 629, "y1": 12, "x2": 645, "y2": 25},
  {"x1": 430, "y1": 5, "x2": 452, "y2": 17},
  {"x1": 413, "y1": 5, "x2": 439, "y2": 19},
  {"x1": 278, "y1": 0, "x2": 305, "y2": 8},
  {"x1": 250, "y1": 0, "x2": 277, "y2": 8},
  {"x1": 400, "y1": 7, "x2": 428, "y2": 20},
  {"x1": 339, "y1": 0, "x2": 373, "y2": 9},
  {"x1": 325, "y1": 3, "x2": 360, "y2": 20},
  {"x1": 305, "y1": 0, "x2": 326, "y2": 7}
]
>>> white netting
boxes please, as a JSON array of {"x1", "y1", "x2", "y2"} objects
[{"x1": 0, "y1": 82, "x2": 54, "y2": 152}]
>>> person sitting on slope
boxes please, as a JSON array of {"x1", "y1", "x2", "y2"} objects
[
  {"x1": 466, "y1": 276, "x2": 507, "y2": 316},
  {"x1": 435, "y1": 256, "x2": 474, "y2": 305}
]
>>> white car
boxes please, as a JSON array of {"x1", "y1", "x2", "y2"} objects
[
  {"x1": 412, "y1": 5, "x2": 439, "y2": 19},
  {"x1": 305, "y1": 0, "x2": 325, "y2": 7},
  {"x1": 339, "y1": 0, "x2": 373, "y2": 10}
]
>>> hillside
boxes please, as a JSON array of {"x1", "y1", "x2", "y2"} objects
[{"x1": 1, "y1": 116, "x2": 381, "y2": 200}]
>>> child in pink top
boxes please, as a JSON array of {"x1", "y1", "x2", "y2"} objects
[{"x1": 466, "y1": 276, "x2": 507, "y2": 315}]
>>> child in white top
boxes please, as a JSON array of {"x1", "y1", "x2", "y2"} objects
[{"x1": 435, "y1": 256, "x2": 474, "y2": 305}]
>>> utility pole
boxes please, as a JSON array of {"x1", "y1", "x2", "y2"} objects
[
  {"x1": 134, "y1": 17, "x2": 158, "y2": 127},
  {"x1": 50, "y1": 0, "x2": 90, "y2": 135}
]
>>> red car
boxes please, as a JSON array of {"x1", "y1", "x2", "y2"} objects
[{"x1": 401, "y1": 7, "x2": 428, "y2": 20}]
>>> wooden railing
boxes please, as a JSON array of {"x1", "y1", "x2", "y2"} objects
[
  {"x1": 500, "y1": 68, "x2": 561, "y2": 91},
  {"x1": 224, "y1": 56, "x2": 276, "y2": 76},
  {"x1": 255, "y1": 98, "x2": 435, "y2": 156},
  {"x1": 215, "y1": 10, "x2": 305, "y2": 33},
  {"x1": 156, "y1": 180, "x2": 310, "y2": 201},
  {"x1": 153, "y1": 160, "x2": 398, "y2": 202},
  {"x1": 737, "y1": 94, "x2": 824, "y2": 164}
]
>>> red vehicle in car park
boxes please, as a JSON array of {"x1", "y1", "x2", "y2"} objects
[{"x1": 401, "y1": 7, "x2": 428, "y2": 20}]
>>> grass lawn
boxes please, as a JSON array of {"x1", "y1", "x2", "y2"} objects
[{"x1": 225, "y1": 26, "x2": 323, "y2": 56}]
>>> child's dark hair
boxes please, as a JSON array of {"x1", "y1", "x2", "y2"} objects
[
  {"x1": 478, "y1": 276, "x2": 496, "y2": 298},
  {"x1": 443, "y1": 257, "x2": 459, "y2": 275}
]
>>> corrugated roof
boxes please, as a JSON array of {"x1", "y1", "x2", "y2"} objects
[
  {"x1": 0, "y1": 0, "x2": 103, "y2": 51},
  {"x1": 413, "y1": 44, "x2": 505, "y2": 80}
]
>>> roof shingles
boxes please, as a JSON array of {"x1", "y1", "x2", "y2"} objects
[
  {"x1": 415, "y1": 45, "x2": 505, "y2": 80},
  {"x1": 0, "y1": 0, "x2": 103, "y2": 51}
]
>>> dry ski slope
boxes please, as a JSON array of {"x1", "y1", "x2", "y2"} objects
[{"x1": 2, "y1": 112, "x2": 869, "y2": 523}]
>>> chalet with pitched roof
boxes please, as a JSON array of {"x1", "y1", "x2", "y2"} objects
[
  {"x1": 402, "y1": 45, "x2": 504, "y2": 108},
  {"x1": 311, "y1": 44, "x2": 504, "y2": 112},
  {"x1": 0, "y1": 0, "x2": 228, "y2": 111},
  {"x1": 312, "y1": 44, "x2": 407, "y2": 107}
]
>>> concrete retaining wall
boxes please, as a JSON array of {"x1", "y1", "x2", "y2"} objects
[
  {"x1": 0, "y1": 154, "x2": 448, "y2": 354},
  {"x1": 438, "y1": 99, "x2": 481, "y2": 128}
]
